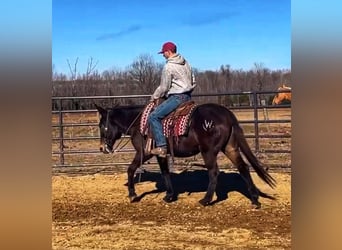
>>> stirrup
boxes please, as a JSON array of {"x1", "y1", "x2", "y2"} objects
[
  {"x1": 145, "y1": 138, "x2": 153, "y2": 154},
  {"x1": 150, "y1": 147, "x2": 167, "y2": 158}
]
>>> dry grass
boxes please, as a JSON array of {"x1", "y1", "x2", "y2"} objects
[
  {"x1": 52, "y1": 171, "x2": 291, "y2": 249},
  {"x1": 52, "y1": 107, "x2": 291, "y2": 249}
]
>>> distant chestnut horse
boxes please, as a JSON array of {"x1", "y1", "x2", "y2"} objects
[
  {"x1": 95, "y1": 103, "x2": 276, "y2": 208},
  {"x1": 272, "y1": 84, "x2": 291, "y2": 105}
]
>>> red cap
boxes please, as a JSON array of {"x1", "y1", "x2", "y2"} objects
[{"x1": 158, "y1": 42, "x2": 177, "y2": 54}]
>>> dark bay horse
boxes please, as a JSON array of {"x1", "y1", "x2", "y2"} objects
[{"x1": 95, "y1": 103, "x2": 276, "y2": 208}]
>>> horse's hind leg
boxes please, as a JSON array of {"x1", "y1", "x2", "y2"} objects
[
  {"x1": 199, "y1": 152, "x2": 220, "y2": 206},
  {"x1": 157, "y1": 156, "x2": 175, "y2": 202},
  {"x1": 224, "y1": 145, "x2": 261, "y2": 208}
]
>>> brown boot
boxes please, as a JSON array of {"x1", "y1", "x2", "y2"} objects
[{"x1": 150, "y1": 147, "x2": 167, "y2": 158}]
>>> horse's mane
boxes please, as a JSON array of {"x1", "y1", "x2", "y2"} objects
[
  {"x1": 112, "y1": 104, "x2": 145, "y2": 110},
  {"x1": 278, "y1": 84, "x2": 291, "y2": 90}
]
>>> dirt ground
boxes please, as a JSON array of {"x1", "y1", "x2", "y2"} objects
[{"x1": 52, "y1": 169, "x2": 291, "y2": 249}]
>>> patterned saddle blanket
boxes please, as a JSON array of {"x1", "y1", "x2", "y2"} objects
[{"x1": 140, "y1": 101, "x2": 197, "y2": 138}]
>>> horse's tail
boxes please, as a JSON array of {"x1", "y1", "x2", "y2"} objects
[{"x1": 233, "y1": 124, "x2": 276, "y2": 188}]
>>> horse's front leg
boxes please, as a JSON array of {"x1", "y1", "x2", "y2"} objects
[
  {"x1": 127, "y1": 153, "x2": 146, "y2": 202},
  {"x1": 157, "y1": 156, "x2": 175, "y2": 202}
]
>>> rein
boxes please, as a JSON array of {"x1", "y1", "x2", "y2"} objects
[{"x1": 124, "y1": 109, "x2": 143, "y2": 135}]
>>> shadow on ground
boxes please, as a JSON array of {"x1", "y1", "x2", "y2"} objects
[{"x1": 133, "y1": 170, "x2": 274, "y2": 205}]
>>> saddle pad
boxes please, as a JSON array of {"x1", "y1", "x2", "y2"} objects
[{"x1": 140, "y1": 102, "x2": 196, "y2": 137}]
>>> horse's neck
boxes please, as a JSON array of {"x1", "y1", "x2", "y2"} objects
[{"x1": 114, "y1": 106, "x2": 143, "y2": 134}]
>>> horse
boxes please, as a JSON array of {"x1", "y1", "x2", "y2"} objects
[
  {"x1": 95, "y1": 102, "x2": 276, "y2": 208},
  {"x1": 272, "y1": 84, "x2": 292, "y2": 105}
]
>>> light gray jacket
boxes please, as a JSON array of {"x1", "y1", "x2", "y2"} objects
[{"x1": 151, "y1": 54, "x2": 196, "y2": 100}]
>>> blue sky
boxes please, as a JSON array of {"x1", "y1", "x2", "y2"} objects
[{"x1": 52, "y1": 0, "x2": 291, "y2": 75}]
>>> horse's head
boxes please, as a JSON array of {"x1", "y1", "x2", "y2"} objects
[
  {"x1": 95, "y1": 104, "x2": 122, "y2": 154},
  {"x1": 272, "y1": 85, "x2": 291, "y2": 105},
  {"x1": 272, "y1": 94, "x2": 281, "y2": 105}
]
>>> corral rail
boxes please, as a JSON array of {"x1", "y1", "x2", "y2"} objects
[{"x1": 52, "y1": 91, "x2": 291, "y2": 175}]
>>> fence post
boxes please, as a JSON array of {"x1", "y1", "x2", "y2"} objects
[
  {"x1": 58, "y1": 99, "x2": 65, "y2": 165},
  {"x1": 252, "y1": 92, "x2": 260, "y2": 152}
]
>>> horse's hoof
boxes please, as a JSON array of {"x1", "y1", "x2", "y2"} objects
[
  {"x1": 163, "y1": 195, "x2": 174, "y2": 203},
  {"x1": 129, "y1": 195, "x2": 138, "y2": 203},
  {"x1": 251, "y1": 202, "x2": 261, "y2": 209},
  {"x1": 199, "y1": 199, "x2": 211, "y2": 206}
]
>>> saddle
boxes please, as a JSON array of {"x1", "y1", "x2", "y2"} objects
[
  {"x1": 167, "y1": 100, "x2": 195, "y2": 117},
  {"x1": 140, "y1": 100, "x2": 197, "y2": 157}
]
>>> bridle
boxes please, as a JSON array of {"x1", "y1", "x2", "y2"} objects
[
  {"x1": 104, "y1": 109, "x2": 110, "y2": 136},
  {"x1": 102, "y1": 109, "x2": 113, "y2": 153},
  {"x1": 102, "y1": 108, "x2": 143, "y2": 154}
]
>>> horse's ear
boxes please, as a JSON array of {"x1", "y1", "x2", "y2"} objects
[{"x1": 94, "y1": 104, "x2": 107, "y2": 117}]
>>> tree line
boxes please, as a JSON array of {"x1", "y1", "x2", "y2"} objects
[{"x1": 52, "y1": 54, "x2": 291, "y2": 110}]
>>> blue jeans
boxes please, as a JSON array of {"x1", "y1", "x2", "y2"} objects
[{"x1": 148, "y1": 93, "x2": 191, "y2": 147}]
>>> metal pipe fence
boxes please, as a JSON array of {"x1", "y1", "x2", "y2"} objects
[{"x1": 52, "y1": 91, "x2": 291, "y2": 173}]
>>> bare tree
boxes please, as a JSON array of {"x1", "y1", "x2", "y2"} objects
[
  {"x1": 84, "y1": 57, "x2": 99, "y2": 80},
  {"x1": 101, "y1": 67, "x2": 124, "y2": 81},
  {"x1": 128, "y1": 54, "x2": 162, "y2": 94},
  {"x1": 253, "y1": 62, "x2": 270, "y2": 105},
  {"x1": 52, "y1": 64, "x2": 56, "y2": 81},
  {"x1": 52, "y1": 64, "x2": 68, "y2": 81},
  {"x1": 102, "y1": 70, "x2": 113, "y2": 81},
  {"x1": 66, "y1": 58, "x2": 80, "y2": 108},
  {"x1": 67, "y1": 57, "x2": 79, "y2": 81},
  {"x1": 219, "y1": 64, "x2": 232, "y2": 90},
  {"x1": 101, "y1": 68, "x2": 125, "y2": 95},
  {"x1": 253, "y1": 62, "x2": 266, "y2": 91},
  {"x1": 52, "y1": 55, "x2": 291, "y2": 109},
  {"x1": 203, "y1": 70, "x2": 219, "y2": 93}
]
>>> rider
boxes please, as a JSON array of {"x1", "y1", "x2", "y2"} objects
[{"x1": 148, "y1": 41, "x2": 196, "y2": 157}]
